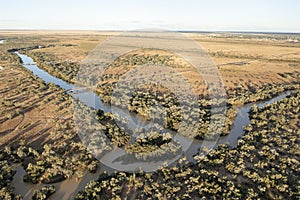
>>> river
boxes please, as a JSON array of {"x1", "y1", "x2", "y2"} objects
[{"x1": 12, "y1": 52, "x2": 292, "y2": 199}]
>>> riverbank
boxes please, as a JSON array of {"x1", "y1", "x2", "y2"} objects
[
  {"x1": 11, "y1": 52, "x2": 299, "y2": 199},
  {"x1": 0, "y1": 31, "x2": 299, "y2": 199}
]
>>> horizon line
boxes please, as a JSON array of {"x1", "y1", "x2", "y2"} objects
[{"x1": 0, "y1": 29, "x2": 300, "y2": 35}]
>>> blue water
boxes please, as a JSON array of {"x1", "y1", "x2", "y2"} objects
[
  {"x1": 16, "y1": 52, "x2": 146, "y2": 128},
  {"x1": 217, "y1": 91, "x2": 291, "y2": 147}
]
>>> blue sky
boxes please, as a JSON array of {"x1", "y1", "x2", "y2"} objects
[{"x1": 0, "y1": 0, "x2": 299, "y2": 32}]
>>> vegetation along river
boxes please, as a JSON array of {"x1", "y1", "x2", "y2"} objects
[{"x1": 12, "y1": 52, "x2": 292, "y2": 199}]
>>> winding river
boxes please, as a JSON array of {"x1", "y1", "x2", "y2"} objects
[{"x1": 12, "y1": 52, "x2": 292, "y2": 199}]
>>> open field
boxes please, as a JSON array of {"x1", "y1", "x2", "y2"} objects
[
  {"x1": 0, "y1": 31, "x2": 299, "y2": 199},
  {"x1": 1, "y1": 31, "x2": 299, "y2": 89},
  {"x1": 0, "y1": 51, "x2": 73, "y2": 147}
]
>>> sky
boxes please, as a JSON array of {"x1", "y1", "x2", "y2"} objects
[{"x1": 0, "y1": 0, "x2": 299, "y2": 32}]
